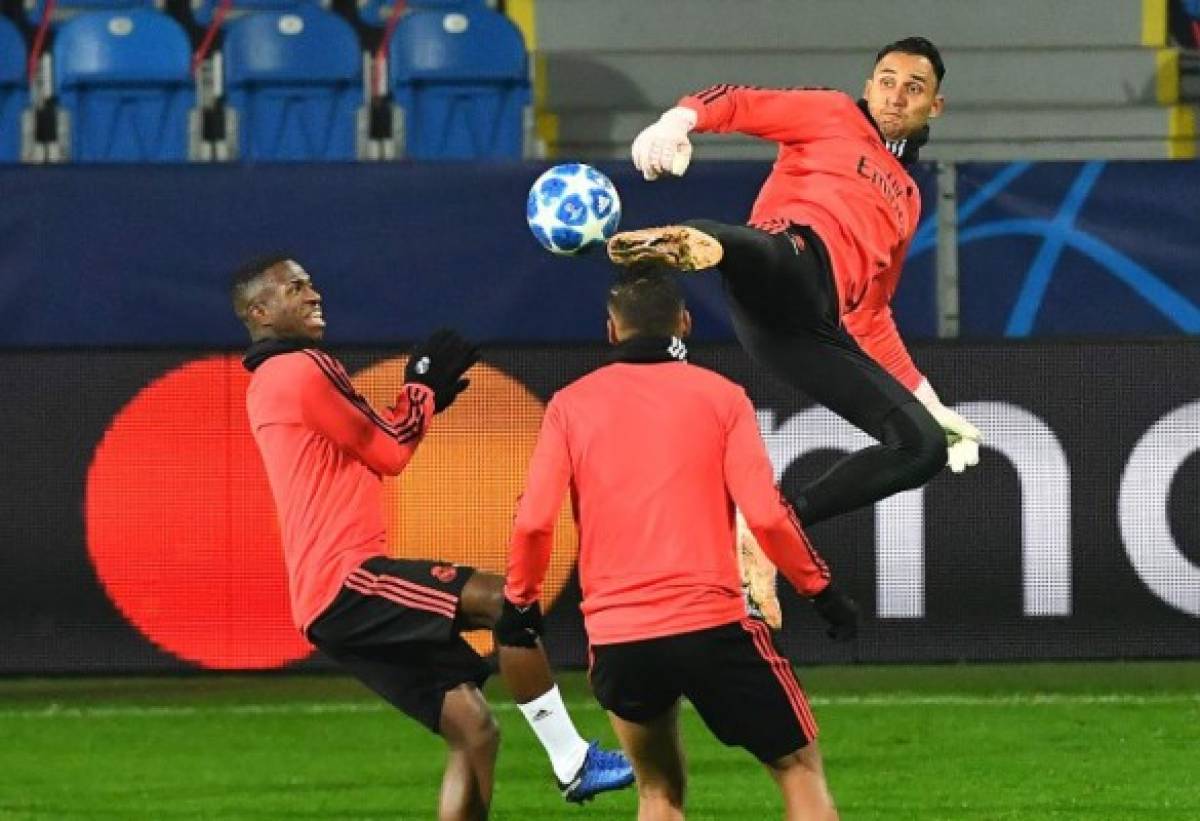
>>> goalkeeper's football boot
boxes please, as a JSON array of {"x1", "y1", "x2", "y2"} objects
[
  {"x1": 607, "y1": 226, "x2": 724, "y2": 271},
  {"x1": 737, "y1": 513, "x2": 783, "y2": 630},
  {"x1": 743, "y1": 581, "x2": 783, "y2": 631},
  {"x1": 558, "y1": 740, "x2": 636, "y2": 803}
]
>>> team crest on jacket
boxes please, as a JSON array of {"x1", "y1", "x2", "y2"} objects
[{"x1": 431, "y1": 564, "x2": 458, "y2": 583}]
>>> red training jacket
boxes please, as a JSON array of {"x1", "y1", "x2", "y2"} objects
[
  {"x1": 505, "y1": 347, "x2": 831, "y2": 645},
  {"x1": 245, "y1": 343, "x2": 434, "y2": 630},
  {"x1": 679, "y1": 86, "x2": 926, "y2": 390}
]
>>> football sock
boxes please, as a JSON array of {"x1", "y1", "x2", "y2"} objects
[{"x1": 517, "y1": 685, "x2": 590, "y2": 783}]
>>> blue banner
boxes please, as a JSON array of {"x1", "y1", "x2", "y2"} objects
[
  {"x1": 1, "y1": 161, "x2": 937, "y2": 347},
  {"x1": 3, "y1": 160, "x2": 1196, "y2": 346},
  {"x1": 0, "y1": 163, "x2": 753, "y2": 347},
  {"x1": 953, "y1": 161, "x2": 1200, "y2": 338}
]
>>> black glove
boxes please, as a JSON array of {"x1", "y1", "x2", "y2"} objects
[
  {"x1": 404, "y1": 328, "x2": 480, "y2": 413},
  {"x1": 494, "y1": 598, "x2": 544, "y2": 649},
  {"x1": 809, "y1": 582, "x2": 859, "y2": 642}
]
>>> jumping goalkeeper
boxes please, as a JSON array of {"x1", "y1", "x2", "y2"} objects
[{"x1": 608, "y1": 37, "x2": 982, "y2": 625}]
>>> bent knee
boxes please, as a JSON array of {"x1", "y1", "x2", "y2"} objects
[
  {"x1": 461, "y1": 705, "x2": 500, "y2": 746},
  {"x1": 454, "y1": 712, "x2": 500, "y2": 754},
  {"x1": 441, "y1": 687, "x2": 501, "y2": 750},
  {"x1": 884, "y1": 402, "x2": 947, "y2": 485},
  {"x1": 478, "y1": 714, "x2": 501, "y2": 750},
  {"x1": 910, "y1": 427, "x2": 948, "y2": 483}
]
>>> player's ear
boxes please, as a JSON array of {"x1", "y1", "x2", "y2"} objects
[
  {"x1": 929, "y1": 93, "x2": 945, "y2": 119},
  {"x1": 606, "y1": 317, "x2": 619, "y2": 345},
  {"x1": 678, "y1": 309, "x2": 693, "y2": 339}
]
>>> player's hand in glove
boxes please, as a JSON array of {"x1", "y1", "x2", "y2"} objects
[
  {"x1": 930, "y1": 405, "x2": 981, "y2": 473},
  {"x1": 494, "y1": 598, "x2": 544, "y2": 648},
  {"x1": 914, "y1": 379, "x2": 982, "y2": 474},
  {"x1": 404, "y1": 328, "x2": 479, "y2": 414},
  {"x1": 809, "y1": 582, "x2": 859, "y2": 641},
  {"x1": 631, "y1": 107, "x2": 697, "y2": 181}
]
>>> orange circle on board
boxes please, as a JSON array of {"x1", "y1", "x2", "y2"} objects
[
  {"x1": 84, "y1": 356, "x2": 311, "y2": 669},
  {"x1": 353, "y1": 359, "x2": 578, "y2": 654}
]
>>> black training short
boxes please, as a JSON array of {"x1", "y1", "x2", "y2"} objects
[
  {"x1": 590, "y1": 619, "x2": 818, "y2": 763},
  {"x1": 306, "y1": 556, "x2": 490, "y2": 734}
]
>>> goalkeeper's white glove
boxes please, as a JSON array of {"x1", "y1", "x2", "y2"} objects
[
  {"x1": 631, "y1": 106, "x2": 696, "y2": 181},
  {"x1": 914, "y1": 379, "x2": 981, "y2": 474}
]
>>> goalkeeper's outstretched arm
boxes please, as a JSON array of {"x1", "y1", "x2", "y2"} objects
[{"x1": 631, "y1": 86, "x2": 856, "y2": 181}]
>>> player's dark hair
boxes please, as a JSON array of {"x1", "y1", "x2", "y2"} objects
[
  {"x1": 607, "y1": 265, "x2": 686, "y2": 337},
  {"x1": 875, "y1": 36, "x2": 945, "y2": 87},
  {"x1": 231, "y1": 253, "x2": 293, "y2": 323}
]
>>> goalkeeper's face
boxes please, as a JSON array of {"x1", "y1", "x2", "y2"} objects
[
  {"x1": 252, "y1": 260, "x2": 326, "y2": 341},
  {"x1": 862, "y1": 51, "x2": 944, "y2": 140}
]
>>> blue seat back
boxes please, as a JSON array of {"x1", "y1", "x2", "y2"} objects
[
  {"x1": 388, "y1": 7, "x2": 529, "y2": 159},
  {"x1": 223, "y1": 8, "x2": 363, "y2": 161},
  {"x1": 24, "y1": 0, "x2": 154, "y2": 27},
  {"x1": 53, "y1": 10, "x2": 194, "y2": 162},
  {"x1": 0, "y1": 17, "x2": 27, "y2": 162},
  {"x1": 356, "y1": 0, "x2": 480, "y2": 29},
  {"x1": 189, "y1": 0, "x2": 316, "y2": 28}
]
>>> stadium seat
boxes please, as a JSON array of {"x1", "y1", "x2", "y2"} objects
[
  {"x1": 0, "y1": 17, "x2": 27, "y2": 162},
  {"x1": 388, "y1": 5, "x2": 530, "y2": 159},
  {"x1": 189, "y1": 0, "x2": 321, "y2": 28},
  {"x1": 53, "y1": 10, "x2": 195, "y2": 162},
  {"x1": 24, "y1": 0, "x2": 155, "y2": 26},
  {"x1": 222, "y1": 7, "x2": 363, "y2": 161},
  {"x1": 357, "y1": 0, "x2": 481, "y2": 29},
  {"x1": 1185, "y1": 0, "x2": 1200, "y2": 47}
]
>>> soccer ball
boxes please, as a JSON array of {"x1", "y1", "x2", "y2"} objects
[{"x1": 526, "y1": 163, "x2": 621, "y2": 255}]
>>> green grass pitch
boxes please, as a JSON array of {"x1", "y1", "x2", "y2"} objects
[{"x1": 1, "y1": 662, "x2": 1197, "y2": 819}]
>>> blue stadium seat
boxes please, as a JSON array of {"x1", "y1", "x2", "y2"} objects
[
  {"x1": 222, "y1": 7, "x2": 363, "y2": 161},
  {"x1": 189, "y1": 0, "x2": 318, "y2": 28},
  {"x1": 388, "y1": 5, "x2": 529, "y2": 159},
  {"x1": 0, "y1": 18, "x2": 27, "y2": 162},
  {"x1": 357, "y1": 0, "x2": 481, "y2": 29},
  {"x1": 24, "y1": 0, "x2": 155, "y2": 26},
  {"x1": 53, "y1": 10, "x2": 195, "y2": 162}
]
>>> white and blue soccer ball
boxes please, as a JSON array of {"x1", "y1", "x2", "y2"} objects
[{"x1": 526, "y1": 163, "x2": 621, "y2": 255}]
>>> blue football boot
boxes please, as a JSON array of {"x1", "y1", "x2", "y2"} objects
[{"x1": 559, "y1": 740, "x2": 636, "y2": 803}]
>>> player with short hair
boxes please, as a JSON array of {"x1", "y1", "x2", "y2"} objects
[
  {"x1": 232, "y1": 256, "x2": 633, "y2": 820},
  {"x1": 609, "y1": 37, "x2": 981, "y2": 628},
  {"x1": 498, "y1": 269, "x2": 858, "y2": 820},
  {"x1": 610, "y1": 37, "x2": 980, "y2": 528}
]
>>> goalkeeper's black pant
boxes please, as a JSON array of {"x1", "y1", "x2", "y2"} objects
[{"x1": 685, "y1": 219, "x2": 946, "y2": 526}]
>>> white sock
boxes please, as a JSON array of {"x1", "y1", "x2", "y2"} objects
[{"x1": 517, "y1": 685, "x2": 590, "y2": 783}]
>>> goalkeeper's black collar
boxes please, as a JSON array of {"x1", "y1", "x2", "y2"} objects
[
  {"x1": 606, "y1": 335, "x2": 689, "y2": 365},
  {"x1": 243, "y1": 337, "x2": 320, "y2": 371},
  {"x1": 856, "y1": 98, "x2": 928, "y2": 167}
]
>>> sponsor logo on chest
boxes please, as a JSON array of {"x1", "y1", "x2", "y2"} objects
[{"x1": 855, "y1": 154, "x2": 915, "y2": 232}]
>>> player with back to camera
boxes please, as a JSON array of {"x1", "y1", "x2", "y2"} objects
[
  {"x1": 232, "y1": 256, "x2": 633, "y2": 821},
  {"x1": 497, "y1": 268, "x2": 859, "y2": 820}
]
